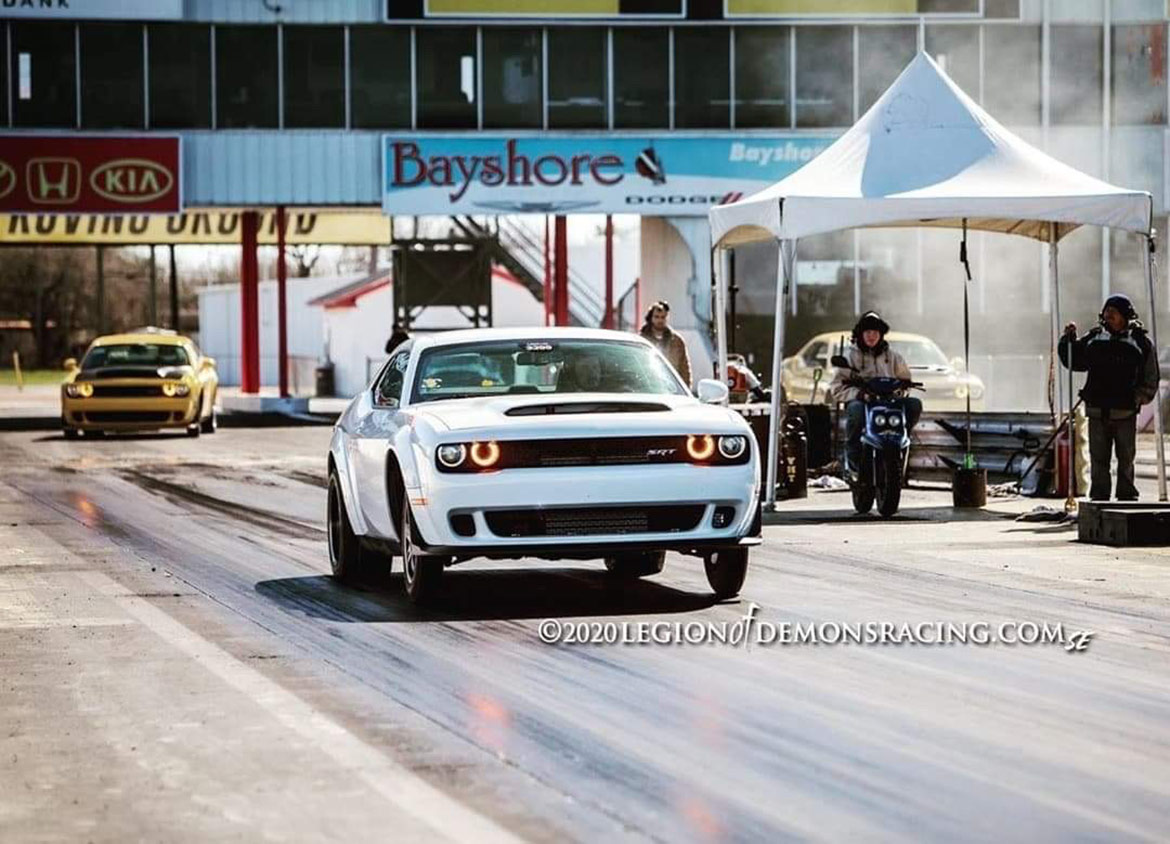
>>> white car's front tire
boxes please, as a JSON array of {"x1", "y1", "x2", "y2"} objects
[
  {"x1": 399, "y1": 496, "x2": 446, "y2": 605},
  {"x1": 704, "y1": 548, "x2": 749, "y2": 599}
]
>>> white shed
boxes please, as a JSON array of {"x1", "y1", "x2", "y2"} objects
[{"x1": 197, "y1": 273, "x2": 362, "y2": 391}]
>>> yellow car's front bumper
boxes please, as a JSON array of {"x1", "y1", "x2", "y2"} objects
[{"x1": 62, "y1": 396, "x2": 200, "y2": 431}]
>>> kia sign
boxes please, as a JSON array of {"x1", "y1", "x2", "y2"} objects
[
  {"x1": 381, "y1": 134, "x2": 835, "y2": 216},
  {"x1": 0, "y1": 135, "x2": 181, "y2": 214}
]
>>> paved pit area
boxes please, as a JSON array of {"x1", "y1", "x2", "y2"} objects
[{"x1": 1, "y1": 427, "x2": 1168, "y2": 842}]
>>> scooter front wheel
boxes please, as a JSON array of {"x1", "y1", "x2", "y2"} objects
[
  {"x1": 852, "y1": 483, "x2": 875, "y2": 514},
  {"x1": 875, "y1": 448, "x2": 903, "y2": 518}
]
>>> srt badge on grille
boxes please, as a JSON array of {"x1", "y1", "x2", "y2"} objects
[{"x1": 646, "y1": 448, "x2": 676, "y2": 457}]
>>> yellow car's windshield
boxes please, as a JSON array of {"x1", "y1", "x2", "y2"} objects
[{"x1": 82, "y1": 344, "x2": 190, "y2": 369}]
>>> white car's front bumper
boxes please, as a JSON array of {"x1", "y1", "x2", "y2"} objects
[{"x1": 408, "y1": 461, "x2": 760, "y2": 559}]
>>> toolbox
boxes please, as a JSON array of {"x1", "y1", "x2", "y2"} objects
[{"x1": 1078, "y1": 501, "x2": 1170, "y2": 546}]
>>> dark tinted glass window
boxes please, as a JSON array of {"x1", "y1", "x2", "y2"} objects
[
  {"x1": 613, "y1": 28, "x2": 668, "y2": 128},
  {"x1": 81, "y1": 23, "x2": 143, "y2": 128},
  {"x1": 674, "y1": 28, "x2": 728, "y2": 128},
  {"x1": 215, "y1": 25, "x2": 278, "y2": 129},
  {"x1": 349, "y1": 26, "x2": 411, "y2": 129},
  {"x1": 283, "y1": 26, "x2": 344, "y2": 128},
  {"x1": 1051, "y1": 25, "x2": 1102, "y2": 125},
  {"x1": 1113, "y1": 24, "x2": 1167, "y2": 125},
  {"x1": 148, "y1": 24, "x2": 211, "y2": 128},
  {"x1": 795, "y1": 26, "x2": 852, "y2": 128},
  {"x1": 483, "y1": 28, "x2": 541, "y2": 128},
  {"x1": 925, "y1": 24, "x2": 979, "y2": 100},
  {"x1": 10, "y1": 22, "x2": 75, "y2": 128},
  {"x1": 734, "y1": 27, "x2": 789, "y2": 128},
  {"x1": 547, "y1": 27, "x2": 606, "y2": 129},
  {"x1": 983, "y1": 24, "x2": 1040, "y2": 125},
  {"x1": 858, "y1": 25, "x2": 916, "y2": 115},
  {"x1": 417, "y1": 27, "x2": 477, "y2": 129}
]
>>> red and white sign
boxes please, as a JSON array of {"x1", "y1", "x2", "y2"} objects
[{"x1": 0, "y1": 135, "x2": 181, "y2": 214}]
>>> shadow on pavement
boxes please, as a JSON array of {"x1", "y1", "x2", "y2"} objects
[
  {"x1": 255, "y1": 569, "x2": 719, "y2": 623},
  {"x1": 771, "y1": 505, "x2": 1015, "y2": 524}
]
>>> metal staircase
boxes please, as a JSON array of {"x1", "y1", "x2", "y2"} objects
[{"x1": 449, "y1": 216, "x2": 605, "y2": 327}]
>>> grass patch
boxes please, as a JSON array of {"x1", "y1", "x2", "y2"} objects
[{"x1": 0, "y1": 369, "x2": 67, "y2": 386}]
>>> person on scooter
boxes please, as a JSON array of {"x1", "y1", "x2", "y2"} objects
[
  {"x1": 1059, "y1": 294, "x2": 1159, "y2": 501},
  {"x1": 829, "y1": 311, "x2": 923, "y2": 479}
]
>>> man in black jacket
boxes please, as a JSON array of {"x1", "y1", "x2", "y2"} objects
[{"x1": 1059, "y1": 294, "x2": 1160, "y2": 500}]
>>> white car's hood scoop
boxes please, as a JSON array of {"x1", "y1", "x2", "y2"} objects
[{"x1": 504, "y1": 400, "x2": 672, "y2": 416}]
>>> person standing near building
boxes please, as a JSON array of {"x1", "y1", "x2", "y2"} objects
[
  {"x1": 1060, "y1": 294, "x2": 1160, "y2": 501},
  {"x1": 640, "y1": 301, "x2": 692, "y2": 389}
]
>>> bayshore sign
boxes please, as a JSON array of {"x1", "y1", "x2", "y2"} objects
[{"x1": 382, "y1": 134, "x2": 835, "y2": 216}]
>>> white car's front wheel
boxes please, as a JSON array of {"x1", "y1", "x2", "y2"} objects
[
  {"x1": 328, "y1": 472, "x2": 365, "y2": 584},
  {"x1": 400, "y1": 496, "x2": 445, "y2": 605},
  {"x1": 704, "y1": 548, "x2": 749, "y2": 599}
]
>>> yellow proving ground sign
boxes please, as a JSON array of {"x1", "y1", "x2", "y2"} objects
[{"x1": 0, "y1": 209, "x2": 392, "y2": 246}]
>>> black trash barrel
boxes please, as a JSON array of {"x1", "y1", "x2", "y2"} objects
[
  {"x1": 780, "y1": 412, "x2": 808, "y2": 500},
  {"x1": 315, "y1": 363, "x2": 335, "y2": 397}
]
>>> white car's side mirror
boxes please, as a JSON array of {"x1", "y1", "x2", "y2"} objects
[{"x1": 696, "y1": 378, "x2": 730, "y2": 405}]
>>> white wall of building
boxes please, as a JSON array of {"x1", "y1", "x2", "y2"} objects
[{"x1": 197, "y1": 275, "x2": 354, "y2": 389}]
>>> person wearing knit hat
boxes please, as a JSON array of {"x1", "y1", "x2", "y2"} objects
[
  {"x1": 1060, "y1": 293, "x2": 1160, "y2": 500},
  {"x1": 829, "y1": 311, "x2": 922, "y2": 479}
]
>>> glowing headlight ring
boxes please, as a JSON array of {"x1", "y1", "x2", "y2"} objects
[
  {"x1": 686, "y1": 434, "x2": 716, "y2": 461},
  {"x1": 469, "y1": 441, "x2": 501, "y2": 468}
]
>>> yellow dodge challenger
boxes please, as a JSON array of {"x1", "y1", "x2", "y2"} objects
[{"x1": 61, "y1": 331, "x2": 219, "y2": 439}]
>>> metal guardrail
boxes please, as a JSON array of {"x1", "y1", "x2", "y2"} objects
[{"x1": 734, "y1": 403, "x2": 1060, "y2": 488}]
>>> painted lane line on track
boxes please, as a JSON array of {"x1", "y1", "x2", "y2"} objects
[{"x1": 74, "y1": 568, "x2": 525, "y2": 844}]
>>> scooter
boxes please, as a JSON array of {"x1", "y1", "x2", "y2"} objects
[{"x1": 831, "y1": 355, "x2": 924, "y2": 518}]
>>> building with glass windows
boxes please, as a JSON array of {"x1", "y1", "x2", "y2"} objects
[{"x1": 2, "y1": 0, "x2": 1168, "y2": 401}]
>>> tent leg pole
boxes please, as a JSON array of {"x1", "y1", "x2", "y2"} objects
[
  {"x1": 1050, "y1": 224, "x2": 1075, "y2": 506},
  {"x1": 765, "y1": 240, "x2": 791, "y2": 507},
  {"x1": 714, "y1": 247, "x2": 729, "y2": 385},
  {"x1": 1143, "y1": 234, "x2": 1167, "y2": 501}
]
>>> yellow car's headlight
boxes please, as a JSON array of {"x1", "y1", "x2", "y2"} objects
[
  {"x1": 162, "y1": 382, "x2": 190, "y2": 398},
  {"x1": 66, "y1": 382, "x2": 93, "y2": 398}
]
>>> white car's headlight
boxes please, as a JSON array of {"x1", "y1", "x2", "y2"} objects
[
  {"x1": 437, "y1": 444, "x2": 467, "y2": 468},
  {"x1": 954, "y1": 385, "x2": 969, "y2": 399},
  {"x1": 718, "y1": 435, "x2": 747, "y2": 459}
]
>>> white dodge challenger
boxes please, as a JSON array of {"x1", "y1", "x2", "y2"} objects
[{"x1": 327, "y1": 328, "x2": 762, "y2": 604}]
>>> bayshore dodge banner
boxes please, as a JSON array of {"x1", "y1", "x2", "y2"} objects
[
  {"x1": 0, "y1": 135, "x2": 181, "y2": 214},
  {"x1": 382, "y1": 134, "x2": 834, "y2": 216}
]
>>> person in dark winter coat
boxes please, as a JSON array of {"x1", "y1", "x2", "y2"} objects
[
  {"x1": 384, "y1": 323, "x2": 410, "y2": 356},
  {"x1": 639, "y1": 301, "x2": 692, "y2": 389},
  {"x1": 829, "y1": 311, "x2": 922, "y2": 477},
  {"x1": 1060, "y1": 293, "x2": 1160, "y2": 500}
]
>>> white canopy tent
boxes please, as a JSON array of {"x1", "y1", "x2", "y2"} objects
[{"x1": 709, "y1": 52, "x2": 1164, "y2": 505}]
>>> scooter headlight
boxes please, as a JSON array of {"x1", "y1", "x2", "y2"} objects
[{"x1": 872, "y1": 413, "x2": 887, "y2": 428}]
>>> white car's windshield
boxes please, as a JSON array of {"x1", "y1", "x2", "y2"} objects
[
  {"x1": 887, "y1": 339, "x2": 950, "y2": 368},
  {"x1": 410, "y1": 339, "x2": 687, "y2": 403}
]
